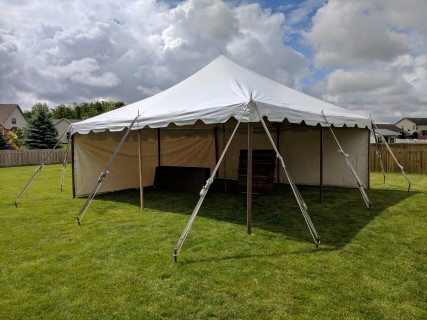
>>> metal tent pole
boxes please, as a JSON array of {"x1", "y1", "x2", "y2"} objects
[
  {"x1": 60, "y1": 126, "x2": 72, "y2": 192},
  {"x1": 371, "y1": 119, "x2": 411, "y2": 191},
  {"x1": 75, "y1": 114, "x2": 140, "y2": 225},
  {"x1": 14, "y1": 128, "x2": 70, "y2": 207},
  {"x1": 247, "y1": 122, "x2": 253, "y2": 235},
  {"x1": 320, "y1": 126, "x2": 324, "y2": 204},
  {"x1": 223, "y1": 123, "x2": 227, "y2": 192},
  {"x1": 173, "y1": 105, "x2": 250, "y2": 262},
  {"x1": 276, "y1": 124, "x2": 280, "y2": 183},
  {"x1": 251, "y1": 101, "x2": 320, "y2": 246},
  {"x1": 370, "y1": 117, "x2": 386, "y2": 184},
  {"x1": 321, "y1": 111, "x2": 371, "y2": 208},
  {"x1": 138, "y1": 129, "x2": 144, "y2": 211}
]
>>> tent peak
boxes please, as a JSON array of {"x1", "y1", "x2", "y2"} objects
[{"x1": 71, "y1": 55, "x2": 371, "y2": 135}]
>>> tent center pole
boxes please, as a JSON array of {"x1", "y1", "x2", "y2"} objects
[
  {"x1": 138, "y1": 129, "x2": 144, "y2": 211},
  {"x1": 320, "y1": 126, "x2": 323, "y2": 204},
  {"x1": 247, "y1": 122, "x2": 253, "y2": 235},
  {"x1": 157, "y1": 128, "x2": 161, "y2": 167},
  {"x1": 276, "y1": 124, "x2": 280, "y2": 183}
]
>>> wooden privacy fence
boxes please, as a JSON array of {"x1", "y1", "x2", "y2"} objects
[
  {"x1": 0, "y1": 149, "x2": 69, "y2": 167},
  {"x1": 370, "y1": 144, "x2": 427, "y2": 174},
  {"x1": 1, "y1": 145, "x2": 426, "y2": 174}
]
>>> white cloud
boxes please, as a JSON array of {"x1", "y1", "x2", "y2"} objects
[
  {"x1": 303, "y1": 1, "x2": 409, "y2": 67},
  {"x1": 0, "y1": 0, "x2": 426, "y2": 123},
  {"x1": 0, "y1": 0, "x2": 309, "y2": 110},
  {"x1": 303, "y1": 0, "x2": 427, "y2": 121},
  {"x1": 322, "y1": 54, "x2": 427, "y2": 118}
]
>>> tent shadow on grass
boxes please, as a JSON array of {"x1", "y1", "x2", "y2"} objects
[{"x1": 93, "y1": 182, "x2": 416, "y2": 250}]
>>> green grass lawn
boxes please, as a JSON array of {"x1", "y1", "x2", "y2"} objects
[{"x1": 0, "y1": 165, "x2": 426, "y2": 319}]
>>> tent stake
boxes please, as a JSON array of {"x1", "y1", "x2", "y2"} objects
[
  {"x1": 14, "y1": 128, "x2": 69, "y2": 207},
  {"x1": 252, "y1": 102, "x2": 320, "y2": 246},
  {"x1": 321, "y1": 111, "x2": 371, "y2": 208},
  {"x1": 75, "y1": 115, "x2": 140, "y2": 225},
  {"x1": 173, "y1": 105, "x2": 249, "y2": 262}
]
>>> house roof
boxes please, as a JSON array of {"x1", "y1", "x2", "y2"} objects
[
  {"x1": 0, "y1": 104, "x2": 25, "y2": 125},
  {"x1": 374, "y1": 123, "x2": 403, "y2": 133},
  {"x1": 374, "y1": 129, "x2": 400, "y2": 137},
  {"x1": 396, "y1": 118, "x2": 427, "y2": 125}
]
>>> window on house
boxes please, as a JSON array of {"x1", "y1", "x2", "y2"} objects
[
  {"x1": 11, "y1": 118, "x2": 16, "y2": 124},
  {"x1": 413, "y1": 125, "x2": 415, "y2": 130}
]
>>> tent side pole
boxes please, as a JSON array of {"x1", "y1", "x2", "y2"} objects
[
  {"x1": 214, "y1": 127, "x2": 219, "y2": 179},
  {"x1": 71, "y1": 134, "x2": 76, "y2": 198},
  {"x1": 276, "y1": 124, "x2": 280, "y2": 183},
  {"x1": 371, "y1": 119, "x2": 386, "y2": 184},
  {"x1": 60, "y1": 126, "x2": 72, "y2": 192},
  {"x1": 247, "y1": 122, "x2": 253, "y2": 235},
  {"x1": 371, "y1": 119, "x2": 411, "y2": 191},
  {"x1": 320, "y1": 126, "x2": 323, "y2": 204},
  {"x1": 367, "y1": 129, "x2": 371, "y2": 190},
  {"x1": 138, "y1": 129, "x2": 144, "y2": 211},
  {"x1": 223, "y1": 123, "x2": 227, "y2": 192},
  {"x1": 157, "y1": 128, "x2": 161, "y2": 167}
]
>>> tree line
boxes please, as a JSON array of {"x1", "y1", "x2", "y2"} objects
[
  {"x1": 23, "y1": 101, "x2": 125, "y2": 121},
  {"x1": 1, "y1": 101, "x2": 124, "y2": 150}
]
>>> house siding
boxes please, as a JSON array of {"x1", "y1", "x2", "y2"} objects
[
  {"x1": 396, "y1": 119, "x2": 417, "y2": 134},
  {"x1": 395, "y1": 118, "x2": 427, "y2": 136},
  {"x1": 3, "y1": 107, "x2": 27, "y2": 130}
]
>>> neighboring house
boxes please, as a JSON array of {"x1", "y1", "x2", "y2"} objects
[
  {"x1": 53, "y1": 119, "x2": 80, "y2": 143},
  {"x1": 395, "y1": 118, "x2": 427, "y2": 138},
  {"x1": 371, "y1": 123, "x2": 402, "y2": 143},
  {"x1": 0, "y1": 104, "x2": 28, "y2": 134}
]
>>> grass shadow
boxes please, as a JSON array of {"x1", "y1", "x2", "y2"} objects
[{"x1": 93, "y1": 181, "x2": 417, "y2": 250}]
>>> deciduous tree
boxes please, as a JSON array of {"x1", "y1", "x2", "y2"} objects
[{"x1": 0, "y1": 132, "x2": 12, "y2": 150}]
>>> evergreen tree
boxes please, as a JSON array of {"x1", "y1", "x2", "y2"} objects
[
  {"x1": 24, "y1": 104, "x2": 59, "y2": 149},
  {"x1": 0, "y1": 132, "x2": 12, "y2": 150}
]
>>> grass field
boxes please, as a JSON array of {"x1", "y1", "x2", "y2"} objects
[{"x1": 0, "y1": 165, "x2": 426, "y2": 319}]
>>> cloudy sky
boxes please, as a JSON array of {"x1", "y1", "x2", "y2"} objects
[{"x1": 1, "y1": 0, "x2": 426, "y2": 122}]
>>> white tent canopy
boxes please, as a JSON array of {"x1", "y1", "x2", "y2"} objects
[
  {"x1": 70, "y1": 55, "x2": 371, "y2": 201},
  {"x1": 70, "y1": 55, "x2": 370, "y2": 135}
]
